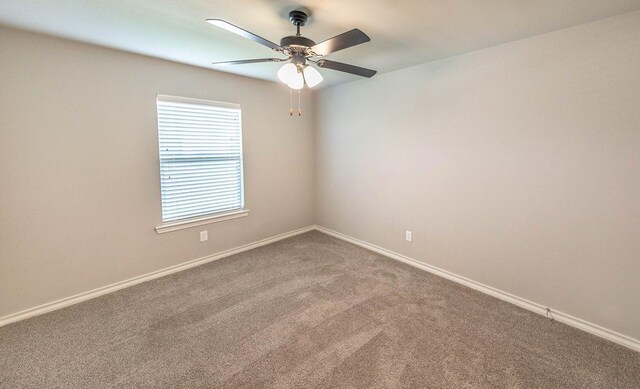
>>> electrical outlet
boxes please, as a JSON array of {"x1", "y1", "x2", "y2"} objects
[
  {"x1": 200, "y1": 230, "x2": 208, "y2": 242},
  {"x1": 405, "y1": 230, "x2": 412, "y2": 242}
]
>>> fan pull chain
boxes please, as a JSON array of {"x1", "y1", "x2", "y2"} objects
[
  {"x1": 287, "y1": 89, "x2": 303, "y2": 117},
  {"x1": 289, "y1": 88, "x2": 294, "y2": 116}
]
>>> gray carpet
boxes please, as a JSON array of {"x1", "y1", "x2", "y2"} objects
[{"x1": 1, "y1": 231, "x2": 638, "y2": 388}]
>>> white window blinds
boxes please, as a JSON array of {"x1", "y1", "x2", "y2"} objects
[{"x1": 156, "y1": 95, "x2": 244, "y2": 222}]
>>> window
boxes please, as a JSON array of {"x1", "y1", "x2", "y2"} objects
[{"x1": 155, "y1": 95, "x2": 245, "y2": 230}]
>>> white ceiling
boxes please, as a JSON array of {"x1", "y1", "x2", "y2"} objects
[{"x1": 1, "y1": 0, "x2": 640, "y2": 88}]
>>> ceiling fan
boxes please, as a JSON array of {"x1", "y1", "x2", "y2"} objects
[{"x1": 206, "y1": 9, "x2": 376, "y2": 90}]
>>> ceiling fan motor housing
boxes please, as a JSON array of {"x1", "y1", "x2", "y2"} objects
[{"x1": 280, "y1": 35, "x2": 316, "y2": 49}]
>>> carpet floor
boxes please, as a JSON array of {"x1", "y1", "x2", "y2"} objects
[{"x1": 1, "y1": 231, "x2": 638, "y2": 388}]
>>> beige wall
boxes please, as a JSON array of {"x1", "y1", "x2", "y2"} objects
[
  {"x1": 315, "y1": 11, "x2": 640, "y2": 340},
  {"x1": 0, "y1": 27, "x2": 315, "y2": 317},
  {"x1": 2, "y1": 10, "x2": 639, "y2": 343}
]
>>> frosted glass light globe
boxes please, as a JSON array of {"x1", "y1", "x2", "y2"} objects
[
  {"x1": 303, "y1": 66, "x2": 323, "y2": 88},
  {"x1": 277, "y1": 63, "x2": 304, "y2": 89}
]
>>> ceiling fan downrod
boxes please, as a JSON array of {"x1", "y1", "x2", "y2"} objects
[{"x1": 289, "y1": 10, "x2": 308, "y2": 37}]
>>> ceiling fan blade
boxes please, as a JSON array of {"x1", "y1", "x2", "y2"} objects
[
  {"x1": 206, "y1": 19, "x2": 283, "y2": 52},
  {"x1": 311, "y1": 29, "x2": 371, "y2": 56},
  {"x1": 316, "y1": 59, "x2": 377, "y2": 78},
  {"x1": 212, "y1": 58, "x2": 287, "y2": 66}
]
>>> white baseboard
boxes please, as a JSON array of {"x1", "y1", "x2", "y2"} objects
[
  {"x1": 3, "y1": 224, "x2": 638, "y2": 353},
  {"x1": 0, "y1": 225, "x2": 315, "y2": 328},
  {"x1": 314, "y1": 225, "x2": 640, "y2": 353}
]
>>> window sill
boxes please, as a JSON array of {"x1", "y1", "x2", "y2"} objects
[{"x1": 155, "y1": 209, "x2": 250, "y2": 234}]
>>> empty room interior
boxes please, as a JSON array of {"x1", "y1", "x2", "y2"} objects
[{"x1": 1, "y1": 1, "x2": 639, "y2": 387}]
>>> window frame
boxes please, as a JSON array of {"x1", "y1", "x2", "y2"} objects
[{"x1": 154, "y1": 94, "x2": 248, "y2": 234}]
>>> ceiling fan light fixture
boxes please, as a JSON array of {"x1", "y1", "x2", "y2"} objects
[
  {"x1": 287, "y1": 73, "x2": 304, "y2": 90},
  {"x1": 207, "y1": 10, "x2": 376, "y2": 112},
  {"x1": 278, "y1": 63, "x2": 304, "y2": 89},
  {"x1": 303, "y1": 65, "x2": 323, "y2": 88}
]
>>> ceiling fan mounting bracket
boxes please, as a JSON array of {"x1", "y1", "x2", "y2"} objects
[{"x1": 289, "y1": 10, "x2": 308, "y2": 27}]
